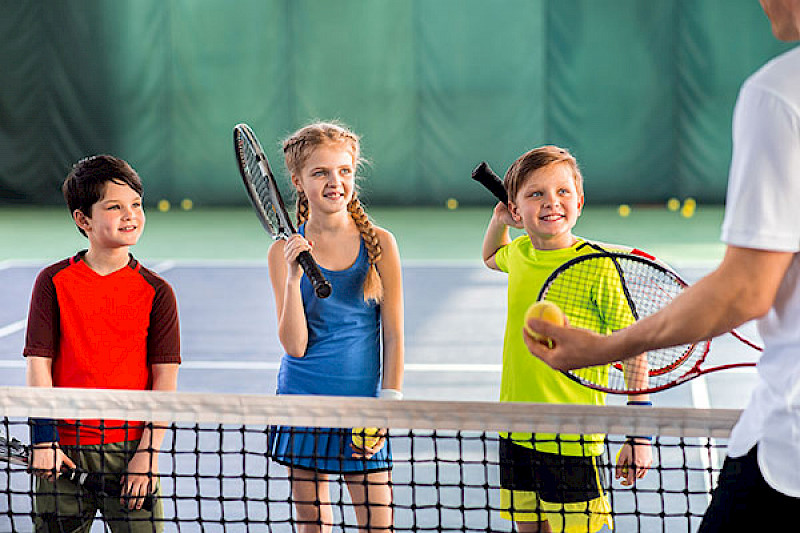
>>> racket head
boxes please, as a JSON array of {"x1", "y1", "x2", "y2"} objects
[
  {"x1": 233, "y1": 123, "x2": 332, "y2": 299},
  {"x1": 234, "y1": 123, "x2": 297, "y2": 240},
  {"x1": 0, "y1": 436, "x2": 29, "y2": 466},
  {"x1": 537, "y1": 251, "x2": 711, "y2": 394}
]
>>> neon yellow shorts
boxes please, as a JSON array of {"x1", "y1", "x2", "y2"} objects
[
  {"x1": 499, "y1": 439, "x2": 612, "y2": 532},
  {"x1": 500, "y1": 489, "x2": 612, "y2": 532}
]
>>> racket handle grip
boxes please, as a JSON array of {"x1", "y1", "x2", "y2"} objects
[
  {"x1": 297, "y1": 250, "x2": 332, "y2": 298},
  {"x1": 66, "y1": 467, "x2": 155, "y2": 512},
  {"x1": 471, "y1": 161, "x2": 508, "y2": 205}
]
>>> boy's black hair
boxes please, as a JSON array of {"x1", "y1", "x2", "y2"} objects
[{"x1": 62, "y1": 155, "x2": 143, "y2": 237}]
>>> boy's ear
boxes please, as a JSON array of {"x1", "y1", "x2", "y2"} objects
[
  {"x1": 507, "y1": 200, "x2": 523, "y2": 223},
  {"x1": 73, "y1": 209, "x2": 91, "y2": 232}
]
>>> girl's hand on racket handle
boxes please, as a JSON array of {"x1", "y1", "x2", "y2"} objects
[
  {"x1": 616, "y1": 439, "x2": 652, "y2": 486},
  {"x1": 284, "y1": 234, "x2": 313, "y2": 281}
]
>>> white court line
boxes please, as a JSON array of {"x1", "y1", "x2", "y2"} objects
[
  {"x1": 151, "y1": 260, "x2": 177, "y2": 273},
  {"x1": 0, "y1": 320, "x2": 26, "y2": 339},
  {"x1": 691, "y1": 376, "x2": 720, "y2": 502},
  {"x1": 179, "y1": 361, "x2": 502, "y2": 372}
]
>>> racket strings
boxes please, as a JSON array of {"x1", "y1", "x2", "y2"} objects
[
  {"x1": 542, "y1": 254, "x2": 707, "y2": 393},
  {"x1": 237, "y1": 136, "x2": 283, "y2": 237}
]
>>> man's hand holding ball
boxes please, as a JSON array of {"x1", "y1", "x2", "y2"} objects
[{"x1": 523, "y1": 301, "x2": 566, "y2": 349}]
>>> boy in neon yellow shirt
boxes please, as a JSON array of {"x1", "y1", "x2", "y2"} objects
[{"x1": 482, "y1": 146, "x2": 652, "y2": 532}]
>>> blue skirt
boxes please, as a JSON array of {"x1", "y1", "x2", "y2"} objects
[{"x1": 268, "y1": 425, "x2": 392, "y2": 474}]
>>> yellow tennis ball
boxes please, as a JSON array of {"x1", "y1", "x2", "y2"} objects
[
  {"x1": 683, "y1": 197, "x2": 696, "y2": 209},
  {"x1": 618, "y1": 204, "x2": 631, "y2": 217},
  {"x1": 666, "y1": 198, "x2": 680, "y2": 212},
  {"x1": 352, "y1": 427, "x2": 381, "y2": 449},
  {"x1": 446, "y1": 198, "x2": 459, "y2": 210},
  {"x1": 523, "y1": 301, "x2": 566, "y2": 349},
  {"x1": 681, "y1": 204, "x2": 695, "y2": 218},
  {"x1": 180, "y1": 198, "x2": 193, "y2": 211},
  {"x1": 616, "y1": 446, "x2": 629, "y2": 477},
  {"x1": 157, "y1": 199, "x2": 170, "y2": 212}
]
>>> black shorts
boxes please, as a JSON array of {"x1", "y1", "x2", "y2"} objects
[
  {"x1": 698, "y1": 446, "x2": 800, "y2": 532},
  {"x1": 499, "y1": 438, "x2": 607, "y2": 504}
]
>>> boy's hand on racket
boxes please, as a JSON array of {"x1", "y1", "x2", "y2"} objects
[
  {"x1": 30, "y1": 444, "x2": 76, "y2": 482},
  {"x1": 284, "y1": 234, "x2": 313, "y2": 281},
  {"x1": 121, "y1": 450, "x2": 158, "y2": 510},
  {"x1": 615, "y1": 440, "x2": 652, "y2": 486},
  {"x1": 492, "y1": 202, "x2": 522, "y2": 229}
]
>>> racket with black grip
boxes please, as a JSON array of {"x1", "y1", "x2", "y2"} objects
[
  {"x1": 0, "y1": 436, "x2": 154, "y2": 511},
  {"x1": 234, "y1": 123, "x2": 332, "y2": 298},
  {"x1": 471, "y1": 161, "x2": 508, "y2": 205},
  {"x1": 536, "y1": 246, "x2": 761, "y2": 394}
]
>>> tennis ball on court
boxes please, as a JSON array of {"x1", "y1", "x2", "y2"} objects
[
  {"x1": 523, "y1": 301, "x2": 566, "y2": 349},
  {"x1": 446, "y1": 198, "x2": 459, "y2": 210},
  {"x1": 666, "y1": 198, "x2": 680, "y2": 212},
  {"x1": 180, "y1": 198, "x2": 193, "y2": 211},
  {"x1": 681, "y1": 199, "x2": 696, "y2": 218},
  {"x1": 157, "y1": 199, "x2": 170, "y2": 212},
  {"x1": 352, "y1": 427, "x2": 381, "y2": 449},
  {"x1": 618, "y1": 204, "x2": 631, "y2": 217}
]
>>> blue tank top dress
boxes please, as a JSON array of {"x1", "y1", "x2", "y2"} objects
[{"x1": 268, "y1": 225, "x2": 391, "y2": 473}]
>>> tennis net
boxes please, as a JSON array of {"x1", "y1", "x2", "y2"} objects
[{"x1": 1, "y1": 386, "x2": 739, "y2": 532}]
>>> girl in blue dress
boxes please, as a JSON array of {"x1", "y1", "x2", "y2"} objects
[{"x1": 267, "y1": 121, "x2": 404, "y2": 532}]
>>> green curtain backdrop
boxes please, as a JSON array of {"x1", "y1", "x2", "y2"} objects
[{"x1": 0, "y1": 0, "x2": 791, "y2": 207}]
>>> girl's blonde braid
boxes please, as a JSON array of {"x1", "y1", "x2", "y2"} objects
[
  {"x1": 296, "y1": 190, "x2": 310, "y2": 226},
  {"x1": 348, "y1": 196, "x2": 383, "y2": 304}
]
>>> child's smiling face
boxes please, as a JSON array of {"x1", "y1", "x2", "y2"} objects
[
  {"x1": 293, "y1": 143, "x2": 357, "y2": 215},
  {"x1": 81, "y1": 180, "x2": 145, "y2": 249},
  {"x1": 509, "y1": 162, "x2": 583, "y2": 250}
]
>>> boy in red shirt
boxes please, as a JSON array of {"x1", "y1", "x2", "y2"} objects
[{"x1": 24, "y1": 155, "x2": 181, "y2": 532}]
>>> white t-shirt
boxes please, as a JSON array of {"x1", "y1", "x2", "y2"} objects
[{"x1": 720, "y1": 45, "x2": 800, "y2": 497}]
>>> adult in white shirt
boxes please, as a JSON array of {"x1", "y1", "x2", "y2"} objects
[{"x1": 523, "y1": 0, "x2": 800, "y2": 530}]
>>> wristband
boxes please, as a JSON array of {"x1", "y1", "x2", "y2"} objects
[
  {"x1": 379, "y1": 389, "x2": 403, "y2": 400},
  {"x1": 30, "y1": 418, "x2": 59, "y2": 444},
  {"x1": 626, "y1": 401, "x2": 653, "y2": 441},
  {"x1": 626, "y1": 435, "x2": 654, "y2": 443}
]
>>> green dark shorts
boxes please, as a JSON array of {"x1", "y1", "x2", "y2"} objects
[{"x1": 33, "y1": 441, "x2": 163, "y2": 533}]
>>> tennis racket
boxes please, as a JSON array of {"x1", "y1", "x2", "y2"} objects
[
  {"x1": 536, "y1": 246, "x2": 761, "y2": 394},
  {"x1": 0, "y1": 436, "x2": 154, "y2": 510},
  {"x1": 471, "y1": 161, "x2": 508, "y2": 205},
  {"x1": 234, "y1": 123, "x2": 332, "y2": 299}
]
